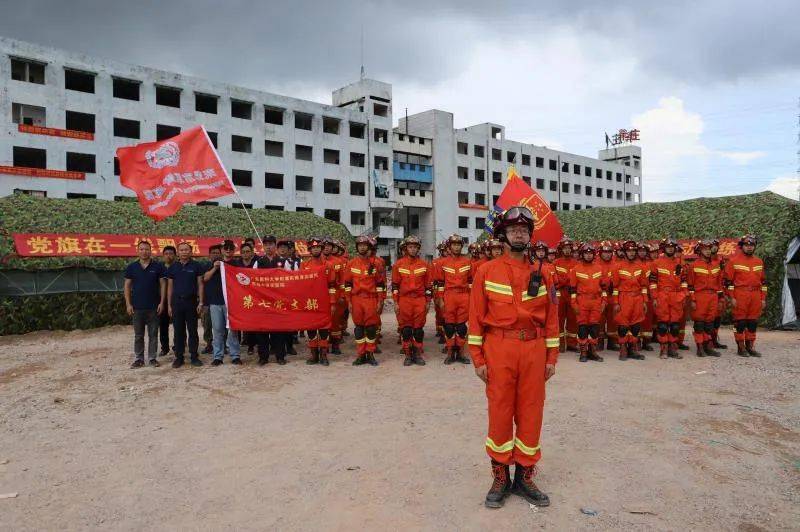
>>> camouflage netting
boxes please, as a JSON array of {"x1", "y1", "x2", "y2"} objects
[
  {"x1": 0, "y1": 195, "x2": 355, "y2": 335},
  {"x1": 556, "y1": 191, "x2": 800, "y2": 326}
]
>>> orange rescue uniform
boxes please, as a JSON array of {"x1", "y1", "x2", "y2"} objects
[
  {"x1": 724, "y1": 252, "x2": 767, "y2": 344},
  {"x1": 553, "y1": 256, "x2": 578, "y2": 349},
  {"x1": 391, "y1": 256, "x2": 433, "y2": 354},
  {"x1": 649, "y1": 255, "x2": 688, "y2": 344},
  {"x1": 569, "y1": 261, "x2": 608, "y2": 347},
  {"x1": 343, "y1": 255, "x2": 386, "y2": 355},
  {"x1": 611, "y1": 259, "x2": 648, "y2": 345},
  {"x1": 468, "y1": 256, "x2": 560, "y2": 467},
  {"x1": 686, "y1": 256, "x2": 724, "y2": 345},
  {"x1": 434, "y1": 254, "x2": 472, "y2": 349}
]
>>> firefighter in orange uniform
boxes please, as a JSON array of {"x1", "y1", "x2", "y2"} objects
[
  {"x1": 724, "y1": 235, "x2": 767, "y2": 357},
  {"x1": 323, "y1": 238, "x2": 345, "y2": 355},
  {"x1": 611, "y1": 240, "x2": 648, "y2": 360},
  {"x1": 433, "y1": 242, "x2": 448, "y2": 344},
  {"x1": 553, "y1": 237, "x2": 579, "y2": 351},
  {"x1": 546, "y1": 247, "x2": 557, "y2": 264},
  {"x1": 468, "y1": 206, "x2": 559, "y2": 509},
  {"x1": 708, "y1": 239, "x2": 728, "y2": 349},
  {"x1": 392, "y1": 236, "x2": 432, "y2": 366},
  {"x1": 674, "y1": 244, "x2": 691, "y2": 350},
  {"x1": 598, "y1": 241, "x2": 616, "y2": 350},
  {"x1": 686, "y1": 239, "x2": 724, "y2": 357},
  {"x1": 301, "y1": 237, "x2": 338, "y2": 366},
  {"x1": 343, "y1": 236, "x2": 386, "y2": 366},
  {"x1": 569, "y1": 243, "x2": 607, "y2": 362},
  {"x1": 434, "y1": 234, "x2": 473, "y2": 364},
  {"x1": 649, "y1": 237, "x2": 688, "y2": 359},
  {"x1": 469, "y1": 243, "x2": 487, "y2": 271},
  {"x1": 636, "y1": 242, "x2": 655, "y2": 351}
]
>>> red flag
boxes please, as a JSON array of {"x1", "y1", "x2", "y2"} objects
[
  {"x1": 117, "y1": 125, "x2": 234, "y2": 220},
  {"x1": 222, "y1": 264, "x2": 331, "y2": 332},
  {"x1": 484, "y1": 166, "x2": 564, "y2": 246}
]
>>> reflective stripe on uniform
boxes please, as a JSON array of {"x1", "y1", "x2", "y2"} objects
[
  {"x1": 398, "y1": 268, "x2": 411, "y2": 274},
  {"x1": 458, "y1": 265, "x2": 471, "y2": 273},
  {"x1": 486, "y1": 437, "x2": 514, "y2": 453},
  {"x1": 521, "y1": 285, "x2": 548, "y2": 301},
  {"x1": 485, "y1": 280, "x2": 513, "y2": 295},
  {"x1": 545, "y1": 337, "x2": 559, "y2": 348},
  {"x1": 468, "y1": 335, "x2": 483, "y2": 346},
  {"x1": 514, "y1": 438, "x2": 541, "y2": 455},
  {"x1": 442, "y1": 267, "x2": 456, "y2": 274}
]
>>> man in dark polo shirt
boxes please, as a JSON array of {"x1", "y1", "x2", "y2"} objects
[
  {"x1": 124, "y1": 241, "x2": 166, "y2": 368},
  {"x1": 254, "y1": 235, "x2": 289, "y2": 365},
  {"x1": 158, "y1": 245, "x2": 176, "y2": 357},
  {"x1": 166, "y1": 241, "x2": 205, "y2": 368},
  {"x1": 203, "y1": 241, "x2": 243, "y2": 366}
]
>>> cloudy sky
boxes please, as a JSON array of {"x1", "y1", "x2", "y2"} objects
[{"x1": 2, "y1": 0, "x2": 798, "y2": 202}]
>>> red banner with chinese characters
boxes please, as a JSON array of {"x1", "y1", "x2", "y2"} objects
[
  {"x1": 12, "y1": 233, "x2": 309, "y2": 257},
  {"x1": 222, "y1": 264, "x2": 331, "y2": 332},
  {"x1": 0, "y1": 165, "x2": 85, "y2": 180},
  {"x1": 18, "y1": 123, "x2": 94, "y2": 141},
  {"x1": 117, "y1": 125, "x2": 235, "y2": 220},
  {"x1": 484, "y1": 166, "x2": 564, "y2": 246}
]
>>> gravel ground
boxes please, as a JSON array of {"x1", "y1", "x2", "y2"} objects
[{"x1": 1, "y1": 314, "x2": 798, "y2": 531}]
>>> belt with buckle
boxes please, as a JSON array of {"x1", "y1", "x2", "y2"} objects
[{"x1": 487, "y1": 327, "x2": 543, "y2": 341}]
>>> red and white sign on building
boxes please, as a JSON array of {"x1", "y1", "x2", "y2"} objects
[{"x1": 116, "y1": 125, "x2": 235, "y2": 220}]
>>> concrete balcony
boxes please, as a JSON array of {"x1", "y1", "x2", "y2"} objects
[
  {"x1": 378, "y1": 225, "x2": 404, "y2": 240},
  {"x1": 393, "y1": 161, "x2": 432, "y2": 184}
]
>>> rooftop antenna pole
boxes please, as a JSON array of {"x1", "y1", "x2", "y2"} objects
[{"x1": 360, "y1": 25, "x2": 365, "y2": 80}]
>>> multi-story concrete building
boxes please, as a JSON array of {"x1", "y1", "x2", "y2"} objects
[{"x1": 0, "y1": 36, "x2": 641, "y2": 262}]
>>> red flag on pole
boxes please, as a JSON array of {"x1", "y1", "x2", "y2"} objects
[
  {"x1": 117, "y1": 125, "x2": 234, "y2": 221},
  {"x1": 484, "y1": 166, "x2": 564, "y2": 246}
]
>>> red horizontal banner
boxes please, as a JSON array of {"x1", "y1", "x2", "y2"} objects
[
  {"x1": 12, "y1": 233, "x2": 309, "y2": 257},
  {"x1": 222, "y1": 264, "x2": 331, "y2": 332},
  {"x1": 0, "y1": 165, "x2": 85, "y2": 180},
  {"x1": 459, "y1": 203, "x2": 489, "y2": 210},
  {"x1": 18, "y1": 123, "x2": 94, "y2": 141}
]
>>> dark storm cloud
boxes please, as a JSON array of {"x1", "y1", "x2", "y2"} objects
[{"x1": 1, "y1": 0, "x2": 798, "y2": 90}]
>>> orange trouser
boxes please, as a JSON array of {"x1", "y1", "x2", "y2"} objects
[
  {"x1": 641, "y1": 300, "x2": 654, "y2": 344},
  {"x1": 557, "y1": 290, "x2": 578, "y2": 348},
  {"x1": 691, "y1": 290, "x2": 719, "y2": 344},
  {"x1": 732, "y1": 287, "x2": 763, "y2": 343},
  {"x1": 604, "y1": 301, "x2": 617, "y2": 343},
  {"x1": 484, "y1": 329, "x2": 546, "y2": 467},
  {"x1": 654, "y1": 289, "x2": 686, "y2": 343},
  {"x1": 330, "y1": 298, "x2": 346, "y2": 345},
  {"x1": 397, "y1": 296, "x2": 427, "y2": 329},
  {"x1": 574, "y1": 295, "x2": 603, "y2": 324},
  {"x1": 307, "y1": 329, "x2": 329, "y2": 349},
  {"x1": 443, "y1": 290, "x2": 469, "y2": 348},
  {"x1": 615, "y1": 292, "x2": 645, "y2": 344},
  {"x1": 351, "y1": 295, "x2": 380, "y2": 355}
]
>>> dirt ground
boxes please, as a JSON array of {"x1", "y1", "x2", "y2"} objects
[{"x1": 0, "y1": 312, "x2": 798, "y2": 531}]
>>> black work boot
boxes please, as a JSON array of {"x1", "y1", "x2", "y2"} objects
[
  {"x1": 485, "y1": 460, "x2": 512, "y2": 509},
  {"x1": 413, "y1": 350, "x2": 426, "y2": 366},
  {"x1": 190, "y1": 356, "x2": 203, "y2": 367},
  {"x1": 704, "y1": 341, "x2": 721, "y2": 357},
  {"x1": 319, "y1": 349, "x2": 330, "y2": 366},
  {"x1": 276, "y1": 355, "x2": 287, "y2": 365},
  {"x1": 306, "y1": 348, "x2": 319, "y2": 365},
  {"x1": 668, "y1": 342, "x2": 682, "y2": 359},
  {"x1": 455, "y1": 346, "x2": 471, "y2": 364},
  {"x1": 443, "y1": 347, "x2": 455, "y2": 365},
  {"x1": 366, "y1": 353, "x2": 379, "y2": 366},
  {"x1": 172, "y1": 355, "x2": 184, "y2": 368},
  {"x1": 579, "y1": 342, "x2": 588, "y2": 362},
  {"x1": 258, "y1": 353, "x2": 269, "y2": 365},
  {"x1": 618, "y1": 342, "x2": 628, "y2": 361},
  {"x1": 352, "y1": 355, "x2": 367, "y2": 366},
  {"x1": 629, "y1": 342, "x2": 645, "y2": 360},
  {"x1": 678, "y1": 342, "x2": 690, "y2": 351},
  {"x1": 745, "y1": 340, "x2": 762, "y2": 357},
  {"x1": 331, "y1": 342, "x2": 342, "y2": 355},
  {"x1": 588, "y1": 344, "x2": 603, "y2": 362},
  {"x1": 736, "y1": 340, "x2": 749, "y2": 357},
  {"x1": 641, "y1": 340, "x2": 654, "y2": 352},
  {"x1": 712, "y1": 332, "x2": 728, "y2": 349},
  {"x1": 695, "y1": 343, "x2": 706, "y2": 357},
  {"x1": 512, "y1": 465, "x2": 550, "y2": 507}
]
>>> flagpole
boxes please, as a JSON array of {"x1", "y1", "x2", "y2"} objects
[{"x1": 200, "y1": 126, "x2": 262, "y2": 244}]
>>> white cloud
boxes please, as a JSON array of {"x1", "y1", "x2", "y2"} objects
[
  {"x1": 631, "y1": 96, "x2": 768, "y2": 201},
  {"x1": 768, "y1": 175, "x2": 800, "y2": 200}
]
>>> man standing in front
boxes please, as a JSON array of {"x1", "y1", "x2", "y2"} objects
[
  {"x1": 391, "y1": 235, "x2": 432, "y2": 366},
  {"x1": 158, "y1": 245, "x2": 176, "y2": 357},
  {"x1": 343, "y1": 236, "x2": 386, "y2": 366},
  {"x1": 124, "y1": 240, "x2": 166, "y2": 368},
  {"x1": 203, "y1": 241, "x2": 243, "y2": 366},
  {"x1": 468, "y1": 207, "x2": 559, "y2": 509},
  {"x1": 166, "y1": 241, "x2": 205, "y2": 368},
  {"x1": 725, "y1": 234, "x2": 767, "y2": 357}
]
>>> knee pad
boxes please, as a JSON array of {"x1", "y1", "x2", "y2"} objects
[
  {"x1": 618, "y1": 326, "x2": 629, "y2": 337},
  {"x1": 455, "y1": 323, "x2": 467, "y2": 338},
  {"x1": 319, "y1": 330, "x2": 329, "y2": 340},
  {"x1": 631, "y1": 324, "x2": 641, "y2": 337},
  {"x1": 693, "y1": 321, "x2": 705, "y2": 333},
  {"x1": 306, "y1": 329, "x2": 319, "y2": 340},
  {"x1": 657, "y1": 322, "x2": 669, "y2": 336},
  {"x1": 669, "y1": 323, "x2": 680, "y2": 337},
  {"x1": 443, "y1": 323, "x2": 456, "y2": 338},
  {"x1": 713, "y1": 317, "x2": 721, "y2": 329},
  {"x1": 589, "y1": 325, "x2": 600, "y2": 339},
  {"x1": 365, "y1": 326, "x2": 377, "y2": 340},
  {"x1": 413, "y1": 328, "x2": 424, "y2": 342},
  {"x1": 401, "y1": 326, "x2": 413, "y2": 341},
  {"x1": 354, "y1": 326, "x2": 365, "y2": 340},
  {"x1": 746, "y1": 320, "x2": 758, "y2": 333},
  {"x1": 577, "y1": 325, "x2": 589, "y2": 339},
  {"x1": 704, "y1": 322, "x2": 715, "y2": 333}
]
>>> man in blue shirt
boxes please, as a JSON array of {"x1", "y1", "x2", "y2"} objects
[
  {"x1": 124, "y1": 241, "x2": 166, "y2": 368},
  {"x1": 166, "y1": 242, "x2": 205, "y2": 367},
  {"x1": 158, "y1": 245, "x2": 176, "y2": 357},
  {"x1": 203, "y1": 241, "x2": 243, "y2": 365}
]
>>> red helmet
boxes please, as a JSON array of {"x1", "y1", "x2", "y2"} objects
[
  {"x1": 622, "y1": 240, "x2": 638, "y2": 251},
  {"x1": 531, "y1": 240, "x2": 548, "y2": 251},
  {"x1": 355, "y1": 235, "x2": 374, "y2": 249},
  {"x1": 494, "y1": 206, "x2": 534, "y2": 240},
  {"x1": 486, "y1": 238, "x2": 505, "y2": 250},
  {"x1": 558, "y1": 236, "x2": 574, "y2": 249},
  {"x1": 447, "y1": 234, "x2": 464, "y2": 246},
  {"x1": 580, "y1": 242, "x2": 596, "y2": 254},
  {"x1": 659, "y1": 237, "x2": 678, "y2": 251},
  {"x1": 738, "y1": 234, "x2": 757, "y2": 247},
  {"x1": 547, "y1": 247, "x2": 558, "y2": 256},
  {"x1": 307, "y1": 236, "x2": 323, "y2": 248},
  {"x1": 599, "y1": 240, "x2": 613, "y2": 253}
]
